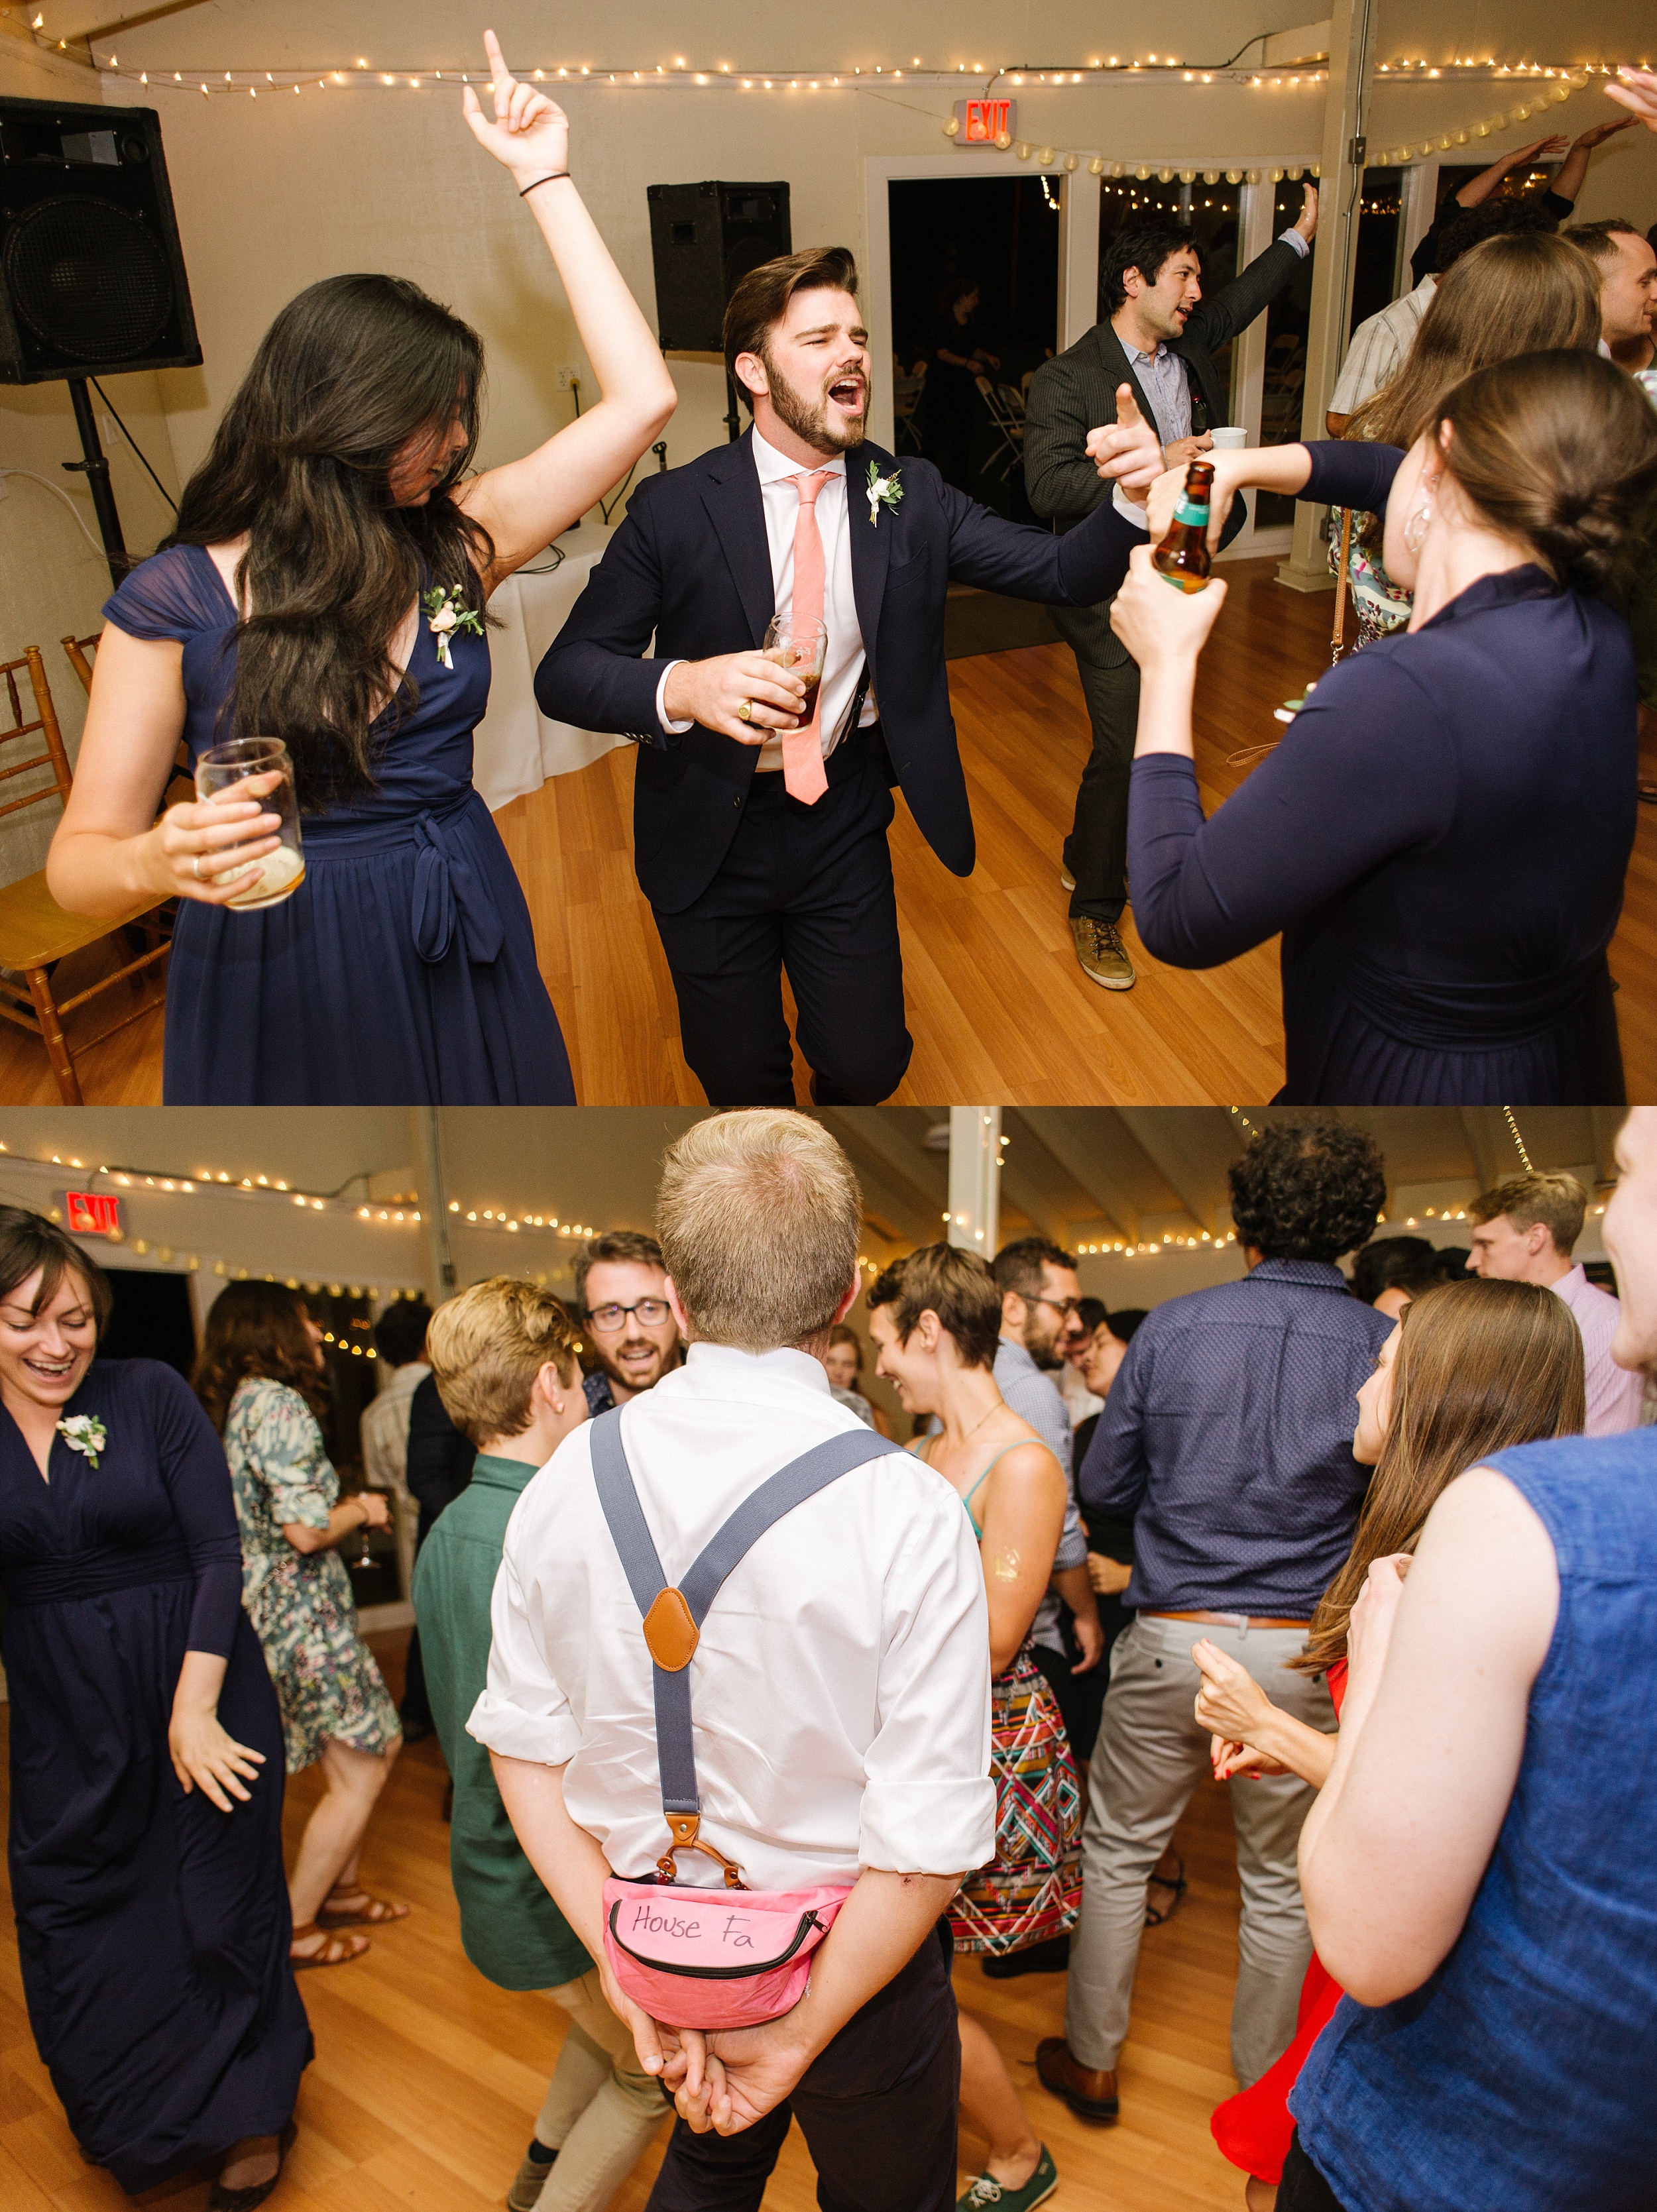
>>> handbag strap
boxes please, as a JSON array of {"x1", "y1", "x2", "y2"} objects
[{"x1": 589, "y1": 1407, "x2": 904, "y2": 1879}]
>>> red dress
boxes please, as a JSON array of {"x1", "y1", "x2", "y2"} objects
[{"x1": 1210, "y1": 1657, "x2": 1347, "y2": 2185}]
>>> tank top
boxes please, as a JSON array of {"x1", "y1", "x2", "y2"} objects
[{"x1": 1290, "y1": 1427, "x2": 1657, "y2": 2211}]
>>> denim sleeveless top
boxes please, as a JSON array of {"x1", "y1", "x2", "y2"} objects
[{"x1": 1291, "y1": 1427, "x2": 1657, "y2": 2211}]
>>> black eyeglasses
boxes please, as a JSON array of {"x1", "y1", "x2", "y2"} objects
[
  {"x1": 1029, "y1": 1294, "x2": 1081, "y2": 1319},
  {"x1": 585, "y1": 1299, "x2": 671, "y2": 1335}
]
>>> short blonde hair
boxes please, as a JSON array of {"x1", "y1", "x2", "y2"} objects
[
  {"x1": 656, "y1": 1110, "x2": 861, "y2": 1352},
  {"x1": 1469, "y1": 1171, "x2": 1588, "y2": 1257},
  {"x1": 426, "y1": 1276, "x2": 582, "y2": 1447}
]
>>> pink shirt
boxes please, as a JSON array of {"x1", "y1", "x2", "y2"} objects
[{"x1": 1554, "y1": 1266, "x2": 1645, "y2": 1437}]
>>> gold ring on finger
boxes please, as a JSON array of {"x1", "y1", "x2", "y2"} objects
[{"x1": 737, "y1": 698, "x2": 752, "y2": 722}]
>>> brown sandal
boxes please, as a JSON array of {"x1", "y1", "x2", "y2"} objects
[
  {"x1": 290, "y1": 1920, "x2": 369, "y2": 1969},
  {"x1": 317, "y1": 1886, "x2": 411, "y2": 1928},
  {"x1": 1144, "y1": 1855, "x2": 1188, "y2": 1928}
]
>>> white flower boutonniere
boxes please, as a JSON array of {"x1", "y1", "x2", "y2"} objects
[
  {"x1": 58, "y1": 1414, "x2": 107, "y2": 1469},
  {"x1": 422, "y1": 584, "x2": 485, "y2": 671},
  {"x1": 866, "y1": 461, "x2": 903, "y2": 526}
]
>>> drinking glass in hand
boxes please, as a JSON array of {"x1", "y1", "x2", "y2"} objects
[
  {"x1": 194, "y1": 740, "x2": 306, "y2": 909},
  {"x1": 762, "y1": 615, "x2": 828, "y2": 728}
]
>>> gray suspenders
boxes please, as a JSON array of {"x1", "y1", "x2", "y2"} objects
[{"x1": 588, "y1": 1404, "x2": 904, "y2": 1887}]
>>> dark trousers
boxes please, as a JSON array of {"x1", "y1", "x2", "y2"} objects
[
  {"x1": 652, "y1": 734, "x2": 911, "y2": 1106},
  {"x1": 1279, "y1": 2130, "x2": 1349, "y2": 2212},
  {"x1": 1049, "y1": 601, "x2": 1141, "y2": 926},
  {"x1": 1032, "y1": 1608, "x2": 1112, "y2": 1768},
  {"x1": 645, "y1": 1920, "x2": 960, "y2": 2212}
]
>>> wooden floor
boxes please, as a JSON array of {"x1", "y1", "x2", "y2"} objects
[
  {"x1": 1, "y1": 1630, "x2": 1255, "y2": 2212},
  {"x1": 7, "y1": 558, "x2": 1654, "y2": 1104}
]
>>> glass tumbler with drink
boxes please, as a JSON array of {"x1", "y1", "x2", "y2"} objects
[
  {"x1": 194, "y1": 739, "x2": 306, "y2": 909},
  {"x1": 762, "y1": 615, "x2": 828, "y2": 729}
]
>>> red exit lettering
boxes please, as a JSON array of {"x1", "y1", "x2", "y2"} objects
[
  {"x1": 64, "y1": 1191, "x2": 123, "y2": 1236},
  {"x1": 954, "y1": 97, "x2": 1017, "y2": 146}
]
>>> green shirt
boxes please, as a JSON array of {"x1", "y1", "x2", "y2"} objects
[{"x1": 412, "y1": 1453, "x2": 591, "y2": 1991}]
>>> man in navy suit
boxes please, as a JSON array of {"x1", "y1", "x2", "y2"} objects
[{"x1": 536, "y1": 245, "x2": 1143, "y2": 1105}]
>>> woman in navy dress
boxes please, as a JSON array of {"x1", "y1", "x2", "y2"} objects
[
  {"x1": 0, "y1": 1209, "x2": 310, "y2": 2207},
  {"x1": 46, "y1": 33, "x2": 674, "y2": 1103},
  {"x1": 1100, "y1": 348, "x2": 1657, "y2": 1104}
]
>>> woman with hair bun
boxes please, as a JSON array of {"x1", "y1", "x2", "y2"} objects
[
  {"x1": 1097, "y1": 347, "x2": 1657, "y2": 1104},
  {"x1": 0, "y1": 1208, "x2": 310, "y2": 2209},
  {"x1": 46, "y1": 32, "x2": 675, "y2": 1104}
]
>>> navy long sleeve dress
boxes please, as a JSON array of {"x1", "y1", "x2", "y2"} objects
[
  {"x1": 101, "y1": 547, "x2": 576, "y2": 1104},
  {"x1": 0, "y1": 1359, "x2": 312, "y2": 2191},
  {"x1": 1126, "y1": 441, "x2": 1636, "y2": 1104}
]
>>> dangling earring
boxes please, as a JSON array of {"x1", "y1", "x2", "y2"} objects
[{"x1": 1404, "y1": 476, "x2": 1436, "y2": 555}]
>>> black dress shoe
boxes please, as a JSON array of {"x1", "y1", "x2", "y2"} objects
[
  {"x1": 207, "y1": 2118, "x2": 298, "y2": 2211},
  {"x1": 983, "y1": 1933, "x2": 1072, "y2": 1977}
]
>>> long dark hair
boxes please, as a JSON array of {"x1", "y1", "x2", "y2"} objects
[
  {"x1": 1292, "y1": 1279, "x2": 1583, "y2": 1674},
  {"x1": 166, "y1": 274, "x2": 495, "y2": 806},
  {"x1": 193, "y1": 1280, "x2": 327, "y2": 1435}
]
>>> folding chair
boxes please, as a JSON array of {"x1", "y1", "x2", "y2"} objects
[
  {"x1": 0, "y1": 647, "x2": 172, "y2": 1103},
  {"x1": 892, "y1": 364, "x2": 927, "y2": 455},
  {"x1": 974, "y1": 376, "x2": 1025, "y2": 482}
]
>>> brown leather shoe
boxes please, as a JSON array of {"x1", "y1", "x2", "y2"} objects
[
  {"x1": 1072, "y1": 917, "x2": 1135, "y2": 990},
  {"x1": 1035, "y1": 2036, "x2": 1119, "y2": 2123}
]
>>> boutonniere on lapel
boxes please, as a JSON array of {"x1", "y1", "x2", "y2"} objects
[
  {"x1": 422, "y1": 583, "x2": 484, "y2": 670},
  {"x1": 865, "y1": 461, "x2": 903, "y2": 526},
  {"x1": 57, "y1": 1415, "x2": 107, "y2": 1469}
]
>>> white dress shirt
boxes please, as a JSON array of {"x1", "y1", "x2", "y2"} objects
[
  {"x1": 469, "y1": 1341, "x2": 996, "y2": 1892},
  {"x1": 1330, "y1": 275, "x2": 1438, "y2": 416},
  {"x1": 656, "y1": 425, "x2": 881, "y2": 769},
  {"x1": 1553, "y1": 1266, "x2": 1646, "y2": 1437}
]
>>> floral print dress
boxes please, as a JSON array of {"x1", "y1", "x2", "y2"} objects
[{"x1": 224, "y1": 1374, "x2": 400, "y2": 1773}]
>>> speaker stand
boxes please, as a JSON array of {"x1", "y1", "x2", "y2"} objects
[
  {"x1": 724, "y1": 368, "x2": 743, "y2": 445},
  {"x1": 62, "y1": 378, "x2": 128, "y2": 588}
]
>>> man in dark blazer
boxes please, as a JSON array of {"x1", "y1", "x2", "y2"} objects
[
  {"x1": 1024, "y1": 194, "x2": 1317, "y2": 993},
  {"x1": 535, "y1": 245, "x2": 1143, "y2": 1107}
]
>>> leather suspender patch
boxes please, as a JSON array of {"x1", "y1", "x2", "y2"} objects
[{"x1": 643, "y1": 1586, "x2": 699, "y2": 1671}]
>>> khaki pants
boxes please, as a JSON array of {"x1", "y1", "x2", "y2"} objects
[
  {"x1": 535, "y1": 1968, "x2": 669, "y2": 2211},
  {"x1": 1064, "y1": 1614, "x2": 1337, "y2": 2087}
]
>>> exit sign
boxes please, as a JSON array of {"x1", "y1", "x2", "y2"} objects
[
  {"x1": 61, "y1": 1190, "x2": 124, "y2": 1237},
  {"x1": 953, "y1": 97, "x2": 1017, "y2": 147}
]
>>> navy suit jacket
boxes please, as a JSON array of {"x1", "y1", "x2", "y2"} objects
[{"x1": 534, "y1": 430, "x2": 1141, "y2": 912}]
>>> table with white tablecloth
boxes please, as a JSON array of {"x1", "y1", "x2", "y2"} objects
[{"x1": 473, "y1": 522, "x2": 632, "y2": 811}]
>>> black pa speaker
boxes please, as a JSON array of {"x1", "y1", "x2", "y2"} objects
[
  {"x1": 647, "y1": 180, "x2": 791, "y2": 352},
  {"x1": 0, "y1": 94, "x2": 200, "y2": 384}
]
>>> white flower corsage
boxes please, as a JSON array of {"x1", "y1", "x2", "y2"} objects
[
  {"x1": 58, "y1": 1414, "x2": 107, "y2": 1468},
  {"x1": 422, "y1": 584, "x2": 485, "y2": 670},
  {"x1": 866, "y1": 461, "x2": 903, "y2": 525}
]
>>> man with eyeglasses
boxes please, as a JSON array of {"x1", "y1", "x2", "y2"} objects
[{"x1": 573, "y1": 1231, "x2": 683, "y2": 1414}]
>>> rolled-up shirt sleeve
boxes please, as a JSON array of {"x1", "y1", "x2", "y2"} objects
[
  {"x1": 466, "y1": 1545, "x2": 583, "y2": 1768},
  {"x1": 859, "y1": 1500, "x2": 996, "y2": 1876}
]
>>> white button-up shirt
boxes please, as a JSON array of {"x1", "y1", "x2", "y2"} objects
[
  {"x1": 1553, "y1": 1265, "x2": 1646, "y2": 1437},
  {"x1": 1330, "y1": 274, "x2": 1438, "y2": 416},
  {"x1": 656, "y1": 425, "x2": 881, "y2": 769},
  {"x1": 469, "y1": 1341, "x2": 996, "y2": 1892}
]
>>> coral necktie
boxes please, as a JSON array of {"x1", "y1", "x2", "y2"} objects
[{"x1": 781, "y1": 469, "x2": 833, "y2": 803}]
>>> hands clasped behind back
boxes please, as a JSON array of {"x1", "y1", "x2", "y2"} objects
[{"x1": 665, "y1": 651, "x2": 808, "y2": 745}]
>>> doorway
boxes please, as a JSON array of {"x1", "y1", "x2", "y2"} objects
[{"x1": 887, "y1": 174, "x2": 1061, "y2": 517}]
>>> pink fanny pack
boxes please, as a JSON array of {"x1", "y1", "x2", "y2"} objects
[{"x1": 589, "y1": 1408, "x2": 905, "y2": 2030}]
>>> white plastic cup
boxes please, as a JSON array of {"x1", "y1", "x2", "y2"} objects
[{"x1": 1208, "y1": 426, "x2": 1248, "y2": 451}]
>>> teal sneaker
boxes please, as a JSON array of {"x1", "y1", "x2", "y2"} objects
[{"x1": 958, "y1": 2145, "x2": 1058, "y2": 2210}]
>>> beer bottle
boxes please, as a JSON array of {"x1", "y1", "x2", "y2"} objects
[{"x1": 1153, "y1": 461, "x2": 1215, "y2": 592}]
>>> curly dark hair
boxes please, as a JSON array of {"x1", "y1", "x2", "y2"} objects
[
  {"x1": 1100, "y1": 220, "x2": 1200, "y2": 317},
  {"x1": 1227, "y1": 1122, "x2": 1387, "y2": 1263}
]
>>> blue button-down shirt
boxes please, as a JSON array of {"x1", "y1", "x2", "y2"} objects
[
  {"x1": 1079, "y1": 1258, "x2": 1392, "y2": 1618},
  {"x1": 994, "y1": 1337, "x2": 1087, "y2": 1652}
]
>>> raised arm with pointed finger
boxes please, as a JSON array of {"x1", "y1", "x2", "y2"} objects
[{"x1": 455, "y1": 30, "x2": 676, "y2": 590}]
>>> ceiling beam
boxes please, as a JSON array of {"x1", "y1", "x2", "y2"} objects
[
  {"x1": 1017, "y1": 1114, "x2": 1140, "y2": 1245},
  {"x1": 813, "y1": 1111, "x2": 943, "y2": 1249},
  {"x1": 1114, "y1": 1109, "x2": 1223, "y2": 1233},
  {"x1": 995, "y1": 1161, "x2": 1070, "y2": 1247}
]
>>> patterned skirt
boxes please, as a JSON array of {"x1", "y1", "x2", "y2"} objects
[{"x1": 950, "y1": 1643, "x2": 1082, "y2": 1955}]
